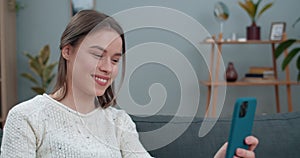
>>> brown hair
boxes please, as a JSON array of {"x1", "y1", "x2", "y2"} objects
[{"x1": 52, "y1": 10, "x2": 126, "y2": 108}]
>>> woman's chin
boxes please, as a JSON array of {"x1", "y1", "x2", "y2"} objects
[{"x1": 95, "y1": 90, "x2": 105, "y2": 96}]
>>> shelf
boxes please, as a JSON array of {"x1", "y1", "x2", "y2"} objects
[
  {"x1": 201, "y1": 39, "x2": 300, "y2": 45},
  {"x1": 202, "y1": 34, "x2": 297, "y2": 115},
  {"x1": 210, "y1": 40, "x2": 282, "y2": 44},
  {"x1": 200, "y1": 80, "x2": 300, "y2": 86}
]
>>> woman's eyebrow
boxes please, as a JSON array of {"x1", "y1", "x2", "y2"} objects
[
  {"x1": 90, "y1": 45, "x2": 122, "y2": 56},
  {"x1": 90, "y1": 45, "x2": 106, "y2": 52},
  {"x1": 114, "y1": 52, "x2": 122, "y2": 57}
]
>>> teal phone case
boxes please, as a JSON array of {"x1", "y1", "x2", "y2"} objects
[{"x1": 225, "y1": 97, "x2": 257, "y2": 158}]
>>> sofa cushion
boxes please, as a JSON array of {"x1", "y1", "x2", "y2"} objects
[{"x1": 131, "y1": 111, "x2": 300, "y2": 158}]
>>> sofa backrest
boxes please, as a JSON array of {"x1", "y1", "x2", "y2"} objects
[{"x1": 132, "y1": 111, "x2": 300, "y2": 158}]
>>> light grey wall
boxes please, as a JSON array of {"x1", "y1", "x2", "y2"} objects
[{"x1": 16, "y1": 0, "x2": 300, "y2": 117}]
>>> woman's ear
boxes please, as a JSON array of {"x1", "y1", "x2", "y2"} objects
[{"x1": 61, "y1": 45, "x2": 73, "y2": 60}]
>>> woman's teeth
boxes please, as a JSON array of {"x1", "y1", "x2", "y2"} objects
[{"x1": 95, "y1": 77, "x2": 107, "y2": 83}]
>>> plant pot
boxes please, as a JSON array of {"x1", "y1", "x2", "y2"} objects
[{"x1": 247, "y1": 25, "x2": 260, "y2": 40}]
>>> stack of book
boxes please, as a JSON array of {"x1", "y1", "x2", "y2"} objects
[{"x1": 242, "y1": 67, "x2": 276, "y2": 82}]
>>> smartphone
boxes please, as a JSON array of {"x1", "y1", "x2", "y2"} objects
[{"x1": 225, "y1": 97, "x2": 257, "y2": 158}]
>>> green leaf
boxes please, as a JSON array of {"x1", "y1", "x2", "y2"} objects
[
  {"x1": 297, "y1": 55, "x2": 300, "y2": 70},
  {"x1": 255, "y1": 0, "x2": 262, "y2": 7},
  {"x1": 23, "y1": 52, "x2": 34, "y2": 60},
  {"x1": 254, "y1": 0, "x2": 262, "y2": 18},
  {"x1": 292, "y1": 17, "x2": 300, "y2": 28},
  {"x1": 281, "y1": 48, "x2": 300, "y2": 70},
  {"x1": 257, "y1": 2, "x2": 273, "y2": 20},
  {"x1": 31, "y1": 87, "x2": 45, "y2": 95},
  {"x1": 39, "y1": 45, "x2": 50, "y2": 65},
  {"x1": 29, "y1": 58, "x2": 43, "y2": 76},
  {"x1": 246, "y1": 0, "x2": 256, "y2": 20},
  {"x1": 275, "y1": 39, "x2": 297, "y2": 59},
  {"x1": 238, "y1": 1, "x2": 255, "y2": 21},
  {"x1": 297, "y1": 56, "x2": 300, "y2": 82},
  {"x1": 21, "y1": 73, "x2": 38, "y2": 84},
  {"x1": 47, "y1": 62, "x2": 58, "y2": 72},
  {"x1": 42, "y1": 62, "x2": 58, "y2": 82},
  {"x1": 46, "y1": 74, "x2": 56, "y2": 86},
  {"x1": 22, "y1": 44, "x2": 57, "y2": 94}
]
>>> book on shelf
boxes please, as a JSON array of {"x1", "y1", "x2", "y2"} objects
[
  {"x1": 243, "y1": 66, "x2": 276, "y2": 82},
  {"x1": 245, "y1": 72, "x2": 275, "y2": 78},
  {"x1": 245, "y1": 73, "x2": 264, "y2": 78},
  {"x1": 248, "y1": 66, "x2": 273, "y2": 74}
]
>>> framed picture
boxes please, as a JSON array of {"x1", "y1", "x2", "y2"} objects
[
  {"x1": 269, "y1": 22, "x2": 286, "y2": 41},
  {"x1": 70, "y1": 0, "x2": 95, "y2": 16}
]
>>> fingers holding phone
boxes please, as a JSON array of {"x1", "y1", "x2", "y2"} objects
[{"x1": 225, "y1": 98, "x2": 257, "y2": 158}]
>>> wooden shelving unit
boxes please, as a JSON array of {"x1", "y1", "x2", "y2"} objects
[
  {"x1": 0, "y1": 0, "x2": 17, "y2": 126},
  {"x1": 200, "y1": 81, "x2": 299, "y2": 86},
  {"x1": 201, "y1": 34, "x2": 299, "y2": 116}
]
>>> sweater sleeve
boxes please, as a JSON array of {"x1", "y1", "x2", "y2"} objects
[
  {"x1": 0, "y1": 108, "x2": 37, "y2": 158},
  {"x1": 117, "y1": 111, "x2": 153, "y2": 158}
]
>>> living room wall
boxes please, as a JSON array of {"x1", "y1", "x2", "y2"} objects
[{"x1": 16, "y1": 0, "x2": 300, "y2": 117}]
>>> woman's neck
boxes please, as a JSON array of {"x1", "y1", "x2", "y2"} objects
[{"x1": 59, "y1": 88, "x2": 97, "y2": 114}]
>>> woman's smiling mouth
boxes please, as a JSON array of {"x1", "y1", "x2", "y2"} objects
[{"x1": 92, "y1": 75, "x2": 109, "y2": 86}]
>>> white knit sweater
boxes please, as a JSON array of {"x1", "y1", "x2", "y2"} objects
[{"x1": 0, "y1": 94, "x2": 152, "y2": 158}]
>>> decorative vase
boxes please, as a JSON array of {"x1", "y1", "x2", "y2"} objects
[
  {"x1": 247, "y1": 22, "x2": 260, "y2": 40},
  {"x1": 226, "y1": 62, "x2": 238, "y2": 82}
]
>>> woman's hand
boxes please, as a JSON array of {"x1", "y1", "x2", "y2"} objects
[{"x1": 214, "y1": 136, "x2": 259, "y2": 158}]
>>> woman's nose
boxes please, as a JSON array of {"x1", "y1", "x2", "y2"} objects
[{"x1": 98, "y1": 57, "x2": 112, "y2": 73}]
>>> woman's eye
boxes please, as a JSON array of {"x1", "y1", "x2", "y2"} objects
[
  {"x1": 112, "y1": 59, "x2": 120, "y2": 63},
  {"x1": 95, "y1": 54, "x2": 102, "y2": 58},
  {"x1": 91, "y1": 52, "x2": 103, "y2": 59}
]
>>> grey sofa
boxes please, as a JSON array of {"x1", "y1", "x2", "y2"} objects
[
  {"x1": 132, "y1": 111, "x2": 300, "y2": 158},
  {"x1": 0, "y1": 112, "x2": 299, "y2": 157}
]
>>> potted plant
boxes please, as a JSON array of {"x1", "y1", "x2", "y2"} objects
[
  {"x1": 21, "y1": 45, "x2": 58, "y2": 94},
  {"x1": 238, "y1": 0, "x2": 273, "y2": 40},
  {"x1": 275, "y1": 17, "x2": 300, "y2": 81}
]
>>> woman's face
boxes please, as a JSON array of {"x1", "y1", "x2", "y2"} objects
[{"x1": 66, "y1": 29, "x2": 122, "y2": 97}]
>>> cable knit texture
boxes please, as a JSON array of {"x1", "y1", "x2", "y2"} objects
[{"x1": 0, "y1": 94, "x2": 152, "y2": 158}]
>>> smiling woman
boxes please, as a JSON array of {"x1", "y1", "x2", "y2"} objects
[
  {"x1": 0, "y1": 9, "x2": 258, "y2": 158},
  {"x1": 0, "y1": 10, "x2": 152, "y2": 158}
]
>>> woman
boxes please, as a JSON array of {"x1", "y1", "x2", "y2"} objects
[{"x1": 0, "y1": 10, "x2": 258, "y2": 157}]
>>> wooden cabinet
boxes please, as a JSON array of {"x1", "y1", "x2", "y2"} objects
[
  {"x1": 202, "y1": 36, "x2": 299, "y2": 116},
  {"x1": 0, "y1": 0, "x2": 17, "y2": 126}
]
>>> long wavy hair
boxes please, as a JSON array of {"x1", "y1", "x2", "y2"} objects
[{"x1": 52, "y1": 10, "x2": 126, "y2": 108}]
